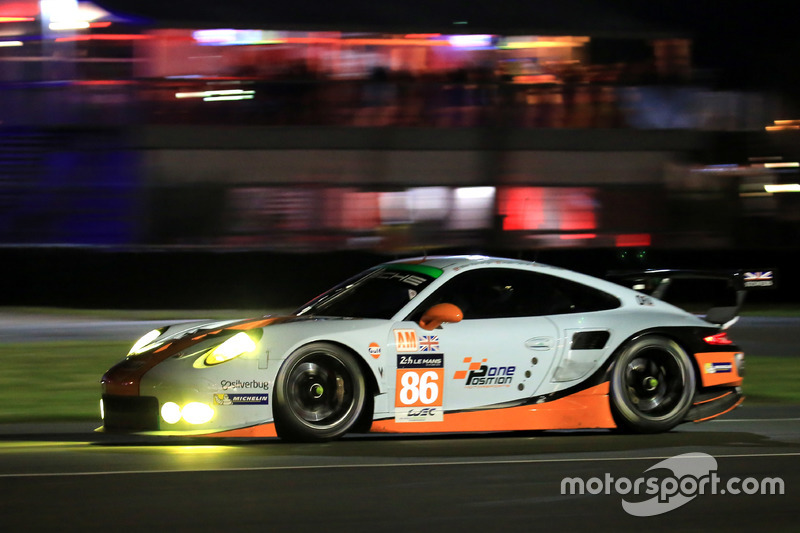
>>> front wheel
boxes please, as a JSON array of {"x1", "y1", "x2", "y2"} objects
[
  {"x1": 273, "y1": 343, "x2": 366, "y2": 442},
  {"x1": 610, "y1": 335, "x2": 695, "y2": 433}
]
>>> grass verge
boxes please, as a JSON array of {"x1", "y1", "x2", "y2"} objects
[
  {"x1": 740, "y1": 356, "x2": 800, "y2": 404},
  {"x1": 0, "y1": 341, "x2": 130, "y2": 423},
  {"x1": 0, "y1": 343, "x2": 796, "y2": 424}
]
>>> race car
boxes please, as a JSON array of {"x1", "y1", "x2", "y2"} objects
[{"x1": 100, "y1": 255, "x2": 745, "y2": 441}]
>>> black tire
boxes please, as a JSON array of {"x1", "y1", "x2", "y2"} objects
[
  {"x1": 273, "y1": 343, "x2": 366, "y2": 442},
  {"x1": 610, "y1": 335, "x2": 696, "y2": 433}
]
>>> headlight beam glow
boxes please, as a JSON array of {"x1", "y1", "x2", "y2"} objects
[
  {"x1": 161, "y1": 402, "x2": 215, "y2": 425},
  {"x1": 128, "y1": 329, "x2": 163, "y2": 355},
  {"x1": 204, "y1": 331, "x2": 257, "y2": 365},
  {"x1": 161, "y1": 402, "x2": 182, "y2": 424}
]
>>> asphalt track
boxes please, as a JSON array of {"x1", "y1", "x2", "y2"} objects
[{"x1": 0, "y1": 314, "x2": 797, "y2": 532}]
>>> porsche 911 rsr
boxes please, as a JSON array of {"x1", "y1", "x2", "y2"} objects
[{"x1": 100, "y1": 256, "x2": 745, "y2": 441}]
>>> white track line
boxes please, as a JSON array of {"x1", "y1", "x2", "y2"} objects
[{"x1": 2, "y1": 451, "x2": 800, "y2": 479}]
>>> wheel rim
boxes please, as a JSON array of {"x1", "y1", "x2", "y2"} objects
[
  {"x1": 285, "y1": 354, "x2": 355, "y2": 429},
  {"x1": 623, "y1": 347, "x2": 687, "y2": 419}
]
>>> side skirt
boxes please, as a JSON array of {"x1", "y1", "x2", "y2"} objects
[{"x1": 370, "y1": 382, "x2": 616, "y2": 434}]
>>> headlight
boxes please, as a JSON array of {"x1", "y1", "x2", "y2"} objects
[
  {"x1": 128, "y1": 329, "x2": 163, "y2": 356},
  {"x1": 204, "y1": 331, "x2": 257, "y2": 366}
]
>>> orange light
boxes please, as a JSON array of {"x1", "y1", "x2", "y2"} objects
[
  {"x1": 0, "y1": 16, "x2": 34, "y2": 23},
  {"x1": 559, "y1": 233, "x2": 597, "y2": 240},
  {"x1": 89, "y1": 21, "x2": 112, "y2": 28}
]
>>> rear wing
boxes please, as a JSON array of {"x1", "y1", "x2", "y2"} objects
[{"x1": 608, "y1": 269, "x2": 776, "y2": 326}]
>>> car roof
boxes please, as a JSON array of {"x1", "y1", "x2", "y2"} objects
[
  {"x1": 384, "y1": 254, "x2": 628, "y2": 295},
  {"x1": 385, "y1": 255, "x2": 550, "y2": 273}
]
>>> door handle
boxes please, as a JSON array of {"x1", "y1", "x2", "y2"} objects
[{"x1": 525, "y1": 337, "x2": 553, "y2": 350}]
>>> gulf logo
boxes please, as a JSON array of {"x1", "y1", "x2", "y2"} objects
[{"x1": 369, "y1": 342, "x2": 381, "y2": 359}]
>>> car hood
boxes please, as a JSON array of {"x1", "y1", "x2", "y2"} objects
[{"x1": 103, "y1": 315, "x2": 378, "y2": 396}]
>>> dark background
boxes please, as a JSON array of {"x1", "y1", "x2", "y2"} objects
[{"x1": 1, "y1": 247, "x2": 790, "y2": 309}]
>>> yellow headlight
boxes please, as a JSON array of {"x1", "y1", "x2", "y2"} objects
[
  {"x1": 128, "y1": 329, "x2": 163, "y2": 356},
  {"x1": 181, "y1": 402, "x2": 215, "y2": 424},
  {"x1": 161, "y1": 402, "x2": 182, "y2": 424},
  {"x1": 204, "y1": 331, "x2": 257, "y2": 366}
]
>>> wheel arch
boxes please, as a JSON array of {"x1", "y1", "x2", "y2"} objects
[
  {"x1": 281, "y1": 339, "x2": 381, "y2": 396},
  {"x1": 280, "y1": 339, "x2": 380, "y2": 431},
  {"x1": 608, "y1": 326, "x2": 711, "y2": 389},
  {"x1": 608, "y1": 328, "x2": 700, "y2": 433}
]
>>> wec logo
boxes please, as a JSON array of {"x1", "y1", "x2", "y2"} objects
[{"x1": 407, "y1": 407, "x2": 438, "y2": 418}]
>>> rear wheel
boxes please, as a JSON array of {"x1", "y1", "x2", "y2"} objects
[
  {"x1": 610, "y1": 335, "x2": 695, "y2": 433},
  {"x1": 273, "y1": 343, "x2": 366, "y2": 442}
]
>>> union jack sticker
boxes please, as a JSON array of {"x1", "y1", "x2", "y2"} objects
[
  {"x1": 743, "y1": 270, "x2": 775, "y2": 288},
  {"x1": 419, "y1": 335, "x2": 439, "y2": 352}
]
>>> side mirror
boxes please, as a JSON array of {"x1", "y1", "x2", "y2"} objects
[{"x1": 419, "y1": 303, "x2": 463, "y2": 331}]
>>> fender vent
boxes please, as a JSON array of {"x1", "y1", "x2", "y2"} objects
[{"x1": 571, "y1": 331, "x2": 610, "y2": 350}]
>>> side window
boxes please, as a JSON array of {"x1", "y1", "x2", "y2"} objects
[
  {"x1": 547, "y1": 275, "x2": 621, "y2": 314},
  {"x1": 408, "y1": 268, "x2": 619, "y2": 320}
]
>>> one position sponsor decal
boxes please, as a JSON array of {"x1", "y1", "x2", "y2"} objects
[
  {"x1": 394, "y1": 329, "x2": 419, "y2": 353},
  {"x1": 214, "y1": 394, "x2": 269, "y2": 405},
  {"x1": 704, "y1": 362, "x2": 733, "y2": 374},
  {"x1": 453, "y1": 357, "x2": 516, "y2": 387},
  {"x1": 395, "y1": 353, "x2": 444, "y2": 423}
]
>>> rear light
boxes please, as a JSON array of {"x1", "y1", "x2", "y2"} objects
[{"x1": 704, "y1": 332, "x2": 733, "y2": 345}]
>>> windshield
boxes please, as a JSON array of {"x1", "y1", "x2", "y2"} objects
[{"x1": 295, "y1": 265, "x2": 440, "y2": 319}]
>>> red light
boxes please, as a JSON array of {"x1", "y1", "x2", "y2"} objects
[
  {"x1": 55, "y1": 34, "x2": 152, "y2": 42},
  {"x1": 498, "y1": 187, "x2": 544, "y2": 231},
  {"x1": 615, "y1": 233, "x2": 651, "y2": 247},
  {"x1": 703, "y1": 332, "x2": 733, "y2": 345}
]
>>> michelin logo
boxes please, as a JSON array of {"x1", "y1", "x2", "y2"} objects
[{"x1": 214, "y1": 394, "x2": 269, "y2": 405}]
